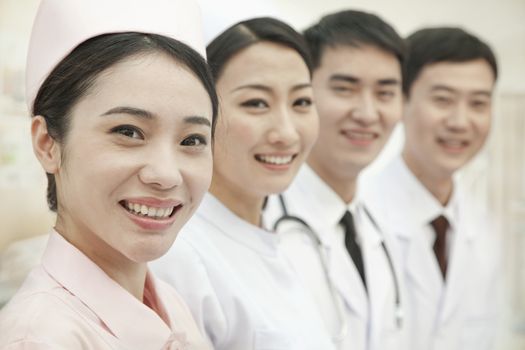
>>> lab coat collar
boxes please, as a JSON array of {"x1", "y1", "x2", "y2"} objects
[
  {"x1": 291, "y1": 166, "x2": 369, "y2": 317},
  {"x1": 42, "y1": 231, "x2": 180, "y2": 349},
  {"x1": 388, "y1": 156, "x2": 461, "y2": 238},
  {"x1": 291, "y1": 165, "x2": 353, "y2": 244},
  {"x1": 196, "y1": 193, "x2": 280, "y2": 256}
]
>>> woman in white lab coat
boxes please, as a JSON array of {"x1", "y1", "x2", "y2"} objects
[
  {"x1": 0, "y1": 0, "x2": 216, "y2": 348},
  {"x1": 152, "y1": 17, "x2": 335, "y2": 350}
]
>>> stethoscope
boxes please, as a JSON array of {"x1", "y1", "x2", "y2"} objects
[{"x1": 272, "y1": 194, "x2": 403, "y2": 343}]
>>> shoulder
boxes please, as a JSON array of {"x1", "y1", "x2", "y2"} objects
[{"x1": 0, "y1": 282, "x2": 92, "y2": 348}]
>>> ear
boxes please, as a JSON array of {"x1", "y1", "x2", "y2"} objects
[{"x1": 31, "y1": 116, "x2": 61, "y2": 173}]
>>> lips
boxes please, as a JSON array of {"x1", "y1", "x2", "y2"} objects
[
  {"x1": 341, "y1": 129, "x2": 378, "y2": 146},
  {"x1": 255, "y1": 154, "x2": 296, "y2": 165},
  {"x1": 119, "y1": 198, "x2": 183, "y2": 230},
  {"x1": 437, "y1": 137, "x2": 470, "y2": 152},
  {"x1": 121, "y1": 200, "x2": 177, "y2": 219}
]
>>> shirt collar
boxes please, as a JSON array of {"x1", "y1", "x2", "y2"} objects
[
  {"x1": 290, "y1": 165, "x2": 356, "y2": 235},
  {"x1": 42, "y1": 230, "x2": 178, "y2": 349},
  {"x1": 391, "y1": 156, "x2": 459, "y2": 229},
  {"x1": 195, "y1": 193, "x2": 280, "y2": 256}
]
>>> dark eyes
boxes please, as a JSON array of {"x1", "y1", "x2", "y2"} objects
[
  {"x1": 111, "y1": 125, "x2": 144, "y2": 139},
  {"x1": 293, "y1": 97, "x2": 313, "y2": 107},
  {"x1": 240, "y1": 99, "x2": 268, "y2": 109},
  {"x1": 180, "y1": 134, "x2": 208, "y2": 147},
  {"x1": 111, "y1": 125, "x2": 207, "y2": 147}
]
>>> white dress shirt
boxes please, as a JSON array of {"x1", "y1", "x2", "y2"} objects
[
  {"x1": 362, "y1": 155, "x2": 502, "y2": 350},
  {"x1": 152, "y1": 193, "x2": 336, "y2": 350},
  {"x1": 264, "y1": 165, "x2": 407, "y2": 350}
]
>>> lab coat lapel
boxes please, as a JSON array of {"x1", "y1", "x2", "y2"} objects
[
  {"x1": 440, "y1": 212, "x2": 475, "y2": 323},
  {"x1": 398, "y1": 225, "x2": 442, "y2": 305},
  {"x1": 358, "y1": 216, "x2": 392, "y2": 329},
  {"x1": 327, "y1": 234, "x2": 369, "y2": 319}
]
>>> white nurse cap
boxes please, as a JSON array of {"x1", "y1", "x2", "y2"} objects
[{"x1": 26, "y1": 0, "x2": 206, "y2": 111}]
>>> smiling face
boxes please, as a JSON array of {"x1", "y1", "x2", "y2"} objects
[
  {"x1": 41, "y1": 52, "x2": 213, "y2": 265},
  {"x1": 211, "y1": 41, "x2": 318, "y2": 201},
  {"x1": 307, "y1": 44, "x2": 402, "y2": 187},
  {"x1": 402, "y1": 59, "x2": 495, "y2": 182}
]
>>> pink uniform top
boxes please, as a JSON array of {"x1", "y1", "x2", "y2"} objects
[{"x1": 0, "y1": 231, "x2": 211, "y2": 350}]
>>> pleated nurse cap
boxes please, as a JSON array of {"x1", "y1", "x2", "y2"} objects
[{"x1": 26, "y1": 0, "x2": 206, "y2": 110}]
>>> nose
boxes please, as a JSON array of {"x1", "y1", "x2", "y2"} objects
[
  {"x1": 351, "y1": 91, "x2": 380, "y2": 125},
  {"x1": 138, "y1": 144, "x2": 183, "y2": 190},
  {"x1": 445, "y1": 102, "x2": 469, "y2": 131},
  {"x1": 266, "y1": 107, "x2": 300, "y2": 146}
]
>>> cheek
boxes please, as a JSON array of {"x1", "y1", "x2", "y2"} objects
[
  {"x1": 182, "y1": 154, "x2": 213, "y2": 200},
  {"x1": 473, "y1": 116, "x2": 492, "y2": 138},
  {"x1": 221, "y1": 117, "x2": 260, "y2": 152},
  {"x1": 296, "y1": 113, "x2": 319, "y2": 149},
  {"x1": 316, "y1": 96, "x2": 347, "y2": 126},
  {"x1": 381, "y1": 105, "x2": 402, "y2": 130}
]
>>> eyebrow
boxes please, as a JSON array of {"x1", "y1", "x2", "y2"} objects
[
  {"x1": 100, "y1": 106, "x2": 211, "y2": 127},
  {"x1": 329, "y1": 74, "x2": 400, "y2": 86},
  {"x1": 330, "y1": 74, "x2": 359, "y2": 84},
  {"x1": 430, "y1": 84, "x2": 492, "y2": 97},
  {"x1": 231, "y1": 83, "x2": 312, "y2": 94}
]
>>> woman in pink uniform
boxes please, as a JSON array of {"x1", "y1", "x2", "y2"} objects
[{"x1": 0, "y1": 0, "x2": 216, "y2": 349}]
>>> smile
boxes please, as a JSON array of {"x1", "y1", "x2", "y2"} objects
[
  {"x1": 255, "y1": 154, "x2": 296, "y2": 165},
  {"x1": 343, "y1": 131, "x2": 377, "y2": 140},
  {"x1": 120, "y1": 200, "x2": 180, "y2": 220},
  {"x1": 437, "y1": 137, "x2": 470, "y2": 151}
]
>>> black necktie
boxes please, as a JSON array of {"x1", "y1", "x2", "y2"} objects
[
  {"x1": 430, "y1": 215, "x2": 449, "y2": 279},
  {"x1": 340, "y1": 210, "x2": 367, "y2": 291}
]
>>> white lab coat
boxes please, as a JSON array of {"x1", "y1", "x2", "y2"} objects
[
  {"x1": 151, "y1": 193, "x2": 335, "y2": 350},
  {"x1": 361, "y1": 155, "x2": 502, "y2": 350},
  {"x1": 264, "y1": 165, "x2": 408, "y2": 350}
]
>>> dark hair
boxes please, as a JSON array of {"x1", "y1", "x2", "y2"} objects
[
  {"x1": 206, "y1": 17, "x2": 312, "y2": 81},
  {"x1": 34, "y1": 32, "x2": 218, "y2": 212},
  {"x1": 403, "y1": 27, "x2": 498, "y2": 96},
  {"x1": 303, "y1": 10, "x2": 406, "y2": 70}
]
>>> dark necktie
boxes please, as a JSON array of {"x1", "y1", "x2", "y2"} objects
[
  {"x1": 340, "y1": 210, "x2": 367, "y2": 291},
  {"x1": 430, "y1": 215, "x2": 449, "y2": 279}
]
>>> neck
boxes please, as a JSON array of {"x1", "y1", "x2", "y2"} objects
[
  {"x1": 209, "y1": 176, "x2": 264, "y2": 227},
  {"x1": 307, "y1": 159, "x2": 358, "y2": 204},
  {"x1": 401, "y1": 151, "x2": 454, "y2": 206},
  {"x1": 54, "y1": 216, "x2": 147, "y2": 301}
]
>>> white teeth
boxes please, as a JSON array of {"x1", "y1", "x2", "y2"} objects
[
  {"x1": 124, "y1": 201, "x2": 176, "y2": 219},
  {"x1": 347, "y1": 131, "x2": 374, "y2": 140},
  {"x1": 258, "y1": 155, "x2": 293, "y2": 165},
  {"x1": 148, "y1": 207, "x2": 156, "y2": 217},
  {"x1": 441, "y1": 140, "x2": 464, "y2": 147}
]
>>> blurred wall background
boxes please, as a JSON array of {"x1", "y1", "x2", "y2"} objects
[{"x1": 1, "y1": 0, "x2": 523, "y2": 347}]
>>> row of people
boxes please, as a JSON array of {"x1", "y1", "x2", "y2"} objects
[{"x1": 0, "y1": 0, "x2": 501, "y2": 349}]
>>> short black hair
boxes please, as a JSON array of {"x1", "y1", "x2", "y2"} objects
[
  {"x1": 34, "y1": 32, "x2": 218, "y2": 211},
  {"x1": 206, "y1": 17, "x2": 312, "y2": 81},
  {"x1": 303, "y1": 10, "x2": 406, "y2": 70},
  {"x1": 403, "y1": 27, "x2": 498, "y2": 96}
]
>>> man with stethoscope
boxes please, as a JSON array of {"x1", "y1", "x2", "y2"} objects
[{"x1": 265, "y1": 10, "x2": 408, "y2": 350}]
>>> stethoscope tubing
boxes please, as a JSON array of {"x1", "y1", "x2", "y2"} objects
[{"x1": 273, "y1": 194, "x2": 403, "y2": 336}]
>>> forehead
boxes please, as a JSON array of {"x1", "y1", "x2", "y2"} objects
[
  {"x1": 316, "y1": 44, "x2": 401, "y2": 79},
  {"x1": 217, "y1": 41, "x2": 310, "y2": 89},
  {"x1": 74, "y1": 52, "x2": 212, "y2": 121},
  {"x1": 412, "y1": 59, "x2": 495, "y2": 94}
]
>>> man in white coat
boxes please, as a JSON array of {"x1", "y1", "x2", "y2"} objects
[
  {"x1": 362, "y1": 27, "x2": 502, "y2": 350},
  {"x1": 265, "y1": 10, "x2": 408, "y2": 350}
]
